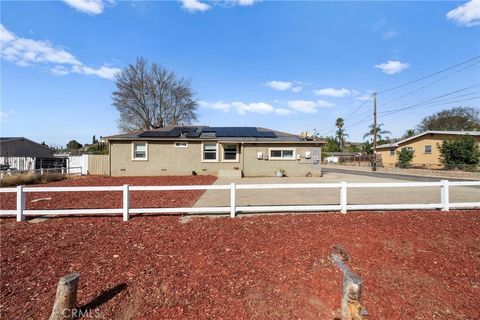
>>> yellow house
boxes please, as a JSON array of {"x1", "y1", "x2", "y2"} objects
[{"x1": 377, "y1": 131, "x2": 480, "y2": 168}]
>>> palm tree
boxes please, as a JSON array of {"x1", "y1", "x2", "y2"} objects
[
  {"x1": 363, "y1": 123, "x2": 391, "y2": 142},
  {"x1": 334, "y1": 118, "x2": 349, "y2": 151},
  {"x1": 402, "y1": 129, "x2": 416, "y2": 139}
]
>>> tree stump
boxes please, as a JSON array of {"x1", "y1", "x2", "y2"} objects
[{"x1": 49, "y1": 273, "x2": 80, "y2": 320}]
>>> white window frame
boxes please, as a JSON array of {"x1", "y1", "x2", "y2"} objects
[
  {"x1": 201, "y1": 142, "x2": 219, "y2": 162},
  {"x1": 132, "y1": 141, "x2": 148, "y2": 161},
  {"x1": 221, "y1": 144, "x2": 239, "y2": 162},
  {"x1": 174, "y1": 142, "x2": 188, "y2": 148},
  {"x1": 424, "y1": 145, "x2": 432, "y2": 154},
  {"x1": 268, "y1": 147, "x2": 296, "y2": 160}
]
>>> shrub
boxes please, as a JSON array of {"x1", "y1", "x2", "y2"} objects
[
  {"x1": 396, "y1": 148, "x2": 415, "y2": 168},
  {"x1": 0, "y1": 172, "x2": 67, "y2": 187},
  {"x1": 439, "y1": 136, "x2": 480, "y2": 170}
]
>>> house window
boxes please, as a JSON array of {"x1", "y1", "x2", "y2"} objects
[
  {"x1": 202, "y1": 143, "x2": 218, "y2": 162},
  {"x1": 132, "y1": 142, "x2": 147, "y2": 160},
  {"x1": 174, "y1": 142, "x2": 188, "y2": 148},
  {"x1": 269, "y1": 148, "x2": 296, "y2": 160},
  {"x1": 424, "y1": 145, "x2": 432, "y2": 154},
  {"x1": 223, "y1": 144, "x2": 239, "y2": 162},
  {"x1": 389, "y1": 149, "x2": 395, "y2": 156}
]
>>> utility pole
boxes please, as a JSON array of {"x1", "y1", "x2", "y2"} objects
[{"x1": 372, "y1": 93, "x2": 377, "y2": 171}]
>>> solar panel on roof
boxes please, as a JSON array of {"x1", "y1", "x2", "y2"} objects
[
  {"x1": 139, "y1": 128, "x2": 181, "y2": 138},
  {"x1": 201, "y1": 127, "x2": 277, "y2": 138}
]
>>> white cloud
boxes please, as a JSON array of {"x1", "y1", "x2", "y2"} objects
[
  {"x1": 317, "y1": 100, "x2": 335, "y2": 108},
  {"x1": 62, "y1": 0, "x2": 113, "y2": 15},
  {"x1": 313, "y1": 88, "x2": 353, "y2": 98},
  {"x1": 266, "y1": 80, "x2": 303, "y2": 93},
  {"x1": 1, "y1": 24, "x2": 120, "y2": 80},
  {"x1": 181, "y1": 0, "x2": 211, "y2": 12},
  {"x1": 199, "y1": 101, "x2": 231, "y2": 112},
  {"x1": 274, "y1": 108, "x2": 294, "y2": 116},
  {"x1": 232, "y1": 102, "x2": 274, "y2": 115},
  {"x1": 266, "y1": 80, "x2": 293, "y2": 91},
  {"x1": 238, "y1": 0, "x2": 257, "y2": 5},
  {"x1": 447, "y1": 0, "x2": 480, "y2": 27},
  {"x1": 291, "y1": 86, "x2": 303, "y2": 93},
  {"x1": 287, "y1": 100, "x2": 318, "y2": 113},
  {"x1": 374, "y1": 60, "x2": 410, "y2": 75},
  {"x1": 200, "y1": 100, "x2": 275, "y2": 115}
]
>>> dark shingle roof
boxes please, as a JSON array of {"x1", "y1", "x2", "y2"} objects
[{"x1": 0, "y1": 137, "x2": 56, "y2": 158}]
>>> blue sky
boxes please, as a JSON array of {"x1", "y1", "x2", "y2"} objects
[{"x1": 1, "y1": 0, "x2": 479, "y2": 147}]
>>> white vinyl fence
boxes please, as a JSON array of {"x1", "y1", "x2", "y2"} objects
[
  {"x1": 0, "y1": 180, "x2": 479, "y2": 222},
  {"x1": 0, "y1": 167, "x2": 83, "y2": 179}
]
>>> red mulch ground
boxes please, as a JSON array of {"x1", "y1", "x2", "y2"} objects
[
  {"x1": 0, "y1": 175, "x2": 217, "y2": 211},
  {"x1": 1, "y1": 209, "x2": 479, "y2": 319}
]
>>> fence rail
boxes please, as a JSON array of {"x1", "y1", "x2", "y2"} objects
[
  {"x1": 0, "y1": 166, "x2": 83, "y2": 179},
  {"x1": 0, "y1": 180, "x2": 479, "y2": 222}
]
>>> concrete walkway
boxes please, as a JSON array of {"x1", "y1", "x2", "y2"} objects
[{"x1": 194, "y1": 171, "x2": 479, "y2": 208}]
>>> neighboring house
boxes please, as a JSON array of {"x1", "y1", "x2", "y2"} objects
[
  {"x1": 0, "y1": 137, "x2": 66, "y2": 171},
  {"x1": 377, "y1": 131, "x2": 480, "y2": 168},
  {"x1": 106, "y1": 126, "x2": 324, "y2": 177}
]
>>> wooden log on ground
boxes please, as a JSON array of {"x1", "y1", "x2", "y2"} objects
[
  {"x1": 49, "y1": 272, "x2": 80, "y2": 320},
  {"x1": 342, "y1": 270, "x2": 364, "y2": 320}
]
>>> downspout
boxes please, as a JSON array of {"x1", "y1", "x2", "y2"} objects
[
  {"x1": 108, "y1": 141, "x2": 112, "y2": 176},
  {"x1": 241, "y1": 142, "x2": 245, "y2": 177}
]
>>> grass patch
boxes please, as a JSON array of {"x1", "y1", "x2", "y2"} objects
[{"x1": 0, "y1": 172, "x2": 67, "y2": 188}]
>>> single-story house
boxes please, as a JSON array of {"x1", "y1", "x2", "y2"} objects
[
  {"x1": 106, "y1": 126, "x2": 324, "y2": 177},
  {"x1": 0, "y1": 137, "x2": 66, "y2": 171},
  {"x1": 377, "y1": 130, "x2": 480, "y2": 168}
]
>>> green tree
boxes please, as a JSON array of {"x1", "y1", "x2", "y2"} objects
[
  {"x1": 417, "y1": 106, "x2": 480, "y2": 132},
  {"x1": 66, "y1": 140, "x2": 83, "y2": 151},
  {"x1": 335, "y1": 117, "x2": 349, "y2": 151},
  {"x1": 92, "y1": 135, "x2": 98, "y2": 144},
  {"x1": 402, "y1": 129, "x2": 416, "y2": 139},
  {"x1": 323, "y1": 136, "x2": 340, "y2": 152},
  {"x1": 363, "y1": 123, "x2": 391, "y2": 143},
  {"x1": 396, "y1": 148, "x2": 415, "y2": 168},
  {"x1": 439, "y1": 135, "x2": 480, "y2": 170},
  {"x1": 361, "y1": 141, "x2": 373, "y2": 155}
]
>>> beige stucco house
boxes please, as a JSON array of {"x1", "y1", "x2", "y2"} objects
[
  {"x1": 106, "y1": 126, "x2": 324, "y2": 177},
  {"x1": 377, "y1": 130, "x2": 480, "y2": 168}
]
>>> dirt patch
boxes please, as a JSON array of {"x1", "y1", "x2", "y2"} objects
[
  {"x1": 0, "y1": 175, "x2": 217, "y2": 211},
  {"x1": 1, "y1": 210, "x2": 479, "y2": 319}
]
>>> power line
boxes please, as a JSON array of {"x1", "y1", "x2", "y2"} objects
[
  {"x1": 379, "y1": 83, "x2": 480, "y2": 116},
  {"x1": 377, "y1": 55, "x2": 480, "y2": 95},
  {"x1": 380, "y1": 95, "x2": 480, "y2": 117},
  {"x1": 344, "y1": 95, "x2": 373, "y2": 121},
  {"x1": 377, "y1": 60, "x2": 480, "y2": 108}
]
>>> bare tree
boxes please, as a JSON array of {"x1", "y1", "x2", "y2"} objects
[{"x1": 112, "y1": 58, "x2": 198, "y2": 132}]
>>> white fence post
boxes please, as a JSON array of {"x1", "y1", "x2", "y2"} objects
[
  {"x1": 16, "y1": 185, "x2": 25, "y2": 222},
  {"x1": 230, "y1": 183, "x2": 236, "y2": 218},
  {"x1": 123, "y1": 184, "x2": 130, "y2": 221},
  {"x1": 340, "y1": 182, "x2": 347, "y2": 214},
  {"x1": 40, "y1": 168, "x2": 44, "y2": 175},
  {"x1": 441, "y1": 180, "x2": 450, "y2": 211}
]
